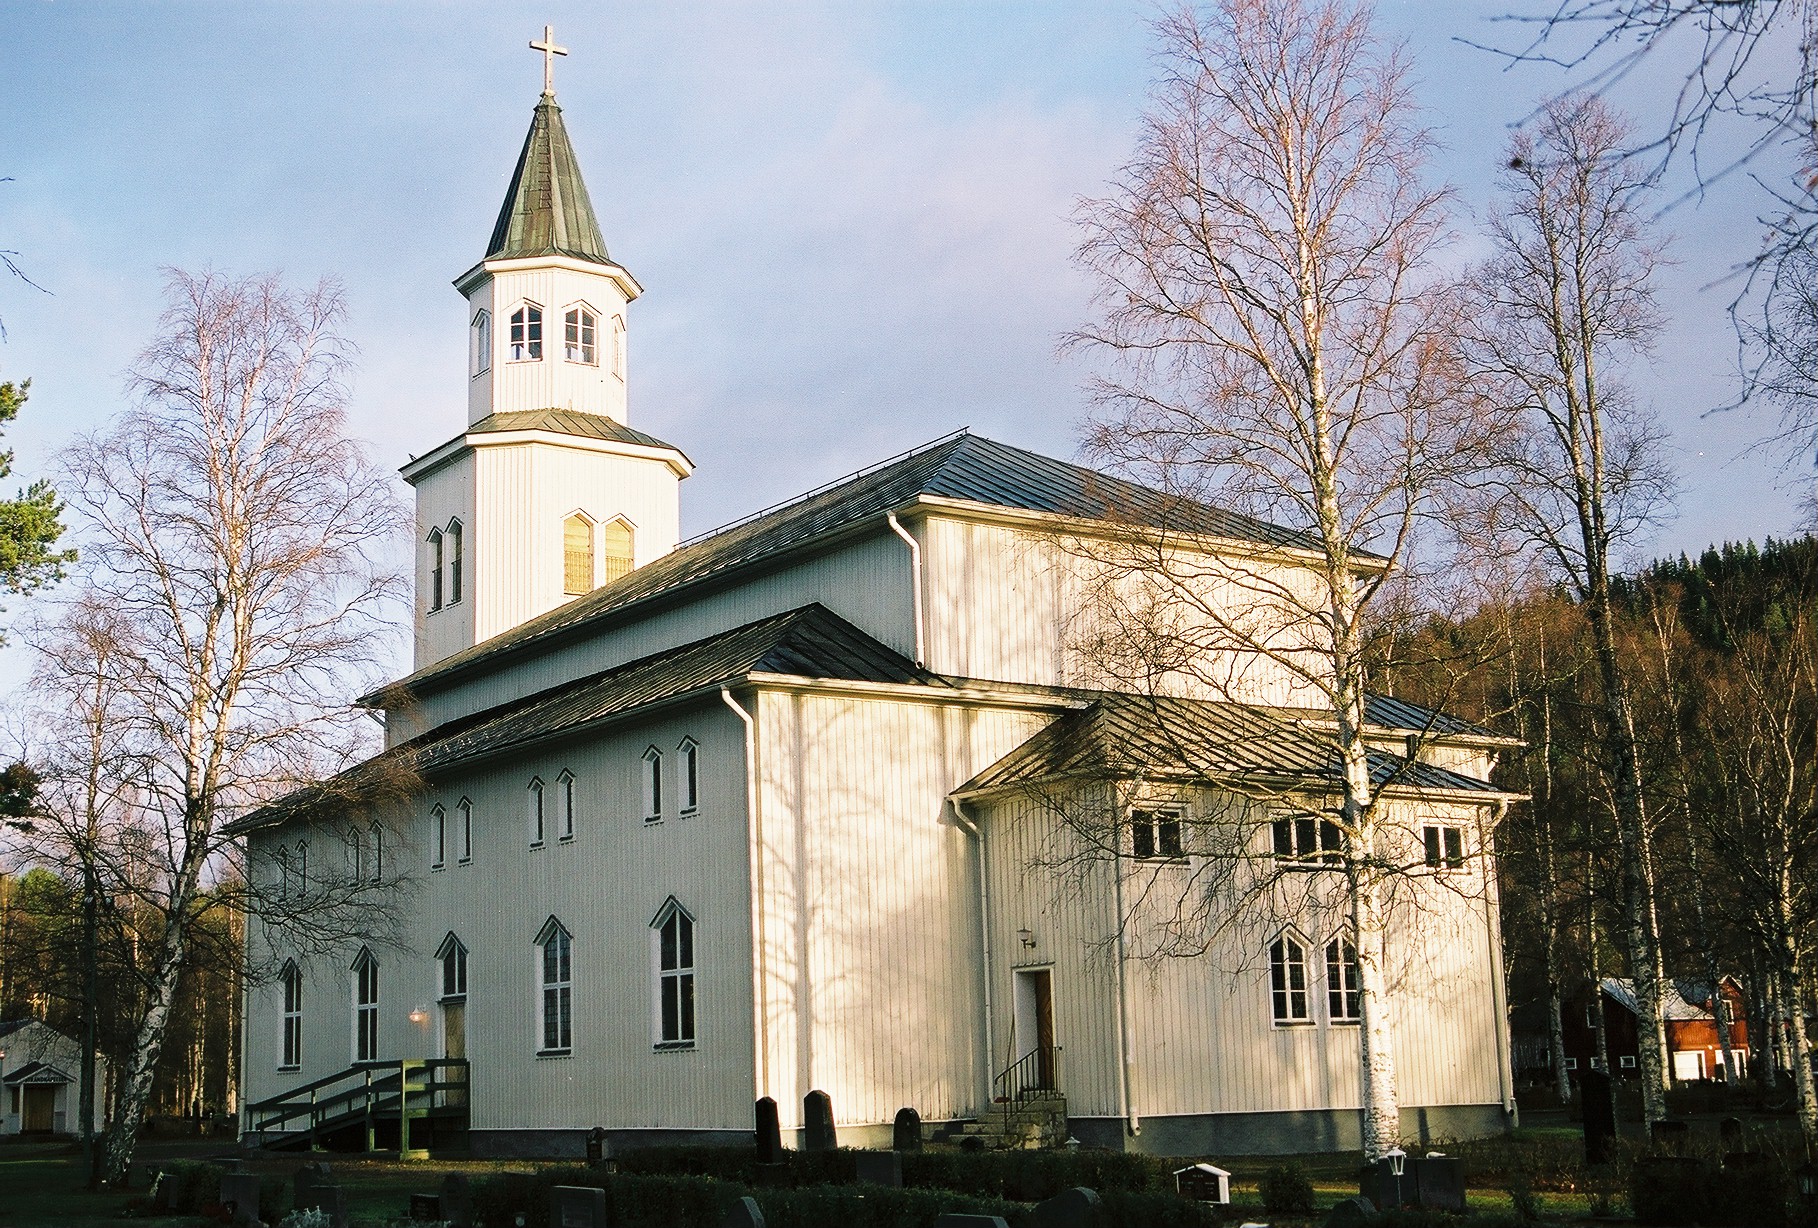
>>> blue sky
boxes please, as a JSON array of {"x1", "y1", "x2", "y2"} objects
[{"x1": 0, "y1": 2, "x2": 1805, "y2": 680}]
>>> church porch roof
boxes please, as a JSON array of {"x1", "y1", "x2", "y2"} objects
[
  {"x1": 954, "y1": 690, "x2": 1511, "y2": 802},
  {"x1": 378, "y1": 430, "x2": 1333, "y2": 702}
]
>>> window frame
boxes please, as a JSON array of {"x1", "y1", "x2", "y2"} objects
[
  {"x1": 431, "y1": 804, "x2": 447, "y2": 870},
  {"x1": 1422, "y1": 823, "x2": 1466, "y2": 870},
  {"x1": 678, "y1": 739, "x2": 700, "y2": 816},
  {"x1": 276, "y1": 847, "x2": 291, "y2": 901},
  {"x1": 295, "y1": 841, "x2": 309, "y2": 898},
  {"x1": 1130, "y1": 807, "x2": 1184, "y2": 861},
  {"x1": 1269, "y1": 933, "x2": 1312, "y2": 1026},
  {"x1": 351, "y1": 948, "x2": 380, "y2": 1063},
  {"x1": 1325, "y1": 936, "x2": 1361, "y2": 1023},
  {"x1": 427, "y1": 528, "x2": 444, "y2": 613},
  {"x1": 1272, "y1": 814, "x2": 1345, "y2": 866},
  {"x1": 346, "y1": 828, "x2": 363, "y2": 884},
  {"x1": 556, "y1": 770, "x2": 576, "y2": 842},
  {"x1": 652, "y1": 898, "x2": 697, "y2": 1050},
  {"x1": 599, "y1": 517, "x2": 634, "y2": 586},
  {"x1": 536, "y1": 918, "x2": 573, "y2": 1055},
  {"x1": 446, "y1": 519, "x2": 464, "y2": 605},
  {"x1": 642, "y1": 747, "x2": 663, "y2": 823},
  {"x1": 509, "y1": 302, "x2": 544, "y2": 361},
  {"x1": 610, "y1": 314, "x2": 626, "y2": 378},
  {"x1": 528, "y1": 777, "x2": 546, "y2": 848},
  {"x1": 1619, "y1": 1054, "x2": 1637, "y2": 1069},
  {"x1": 437, "y1": 932, "x2": 468, "y2": 1003},
  {"x1": 369, "y1": 822, "x2": 384, "y2": 884},
  {"x1": 470, "y1": 309, "x2": 491, "y2": 376},
  {"x1": 280, "y1": 959, "x2": 303, "y2": 1071},
  {"x1": 563, "y1": 512, "x2": 595, "y2": 596},
  {"x1": 563, "y1": 304, "x2": 597, "y2": 365},
  {"x1": 456, "y1": 797, "x2": 473, "y2": 864}
]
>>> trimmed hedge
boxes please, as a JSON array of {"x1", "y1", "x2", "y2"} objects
[
  {"x1": 1628, "y1": 1155, "x2": 1790, "y2": 1228},
  {"x1": 469, "y1": 1165, "x2": 1218, "y2": 1228}
]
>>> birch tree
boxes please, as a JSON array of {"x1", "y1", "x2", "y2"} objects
[
  {"x1": 51, "y1": 269, "x2": 409, "y2": 1184},
  {"x1": 1471, "y1": 94, "x2": 1679, "y2": 1122},
  {"x1": 1070, "y1": 0, "x2": 1484, "y2": 1159}
]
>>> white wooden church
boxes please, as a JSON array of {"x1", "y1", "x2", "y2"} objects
[{"x1": 237, "y1": 44, "x2": 1519, "y2": 1158}]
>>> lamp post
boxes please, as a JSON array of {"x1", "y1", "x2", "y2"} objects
[{"x1": 1385, "y1": 1146, "x2": 1407, "y2": 1209}]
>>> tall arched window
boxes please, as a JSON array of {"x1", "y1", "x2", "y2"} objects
[
  {"x1": 346, "y1": 828, "x2": 363, "y2": 883},
  {"x1": 528, "y1": 778, "x2": 546, "y2": 847},
  {"x1": 276, "y1": 847, "x2": 291, "y2": 901},
  {"x1": 555, "y1": 770, "x2": 575, "y2": 842},
  {"x1": 437, "y1": 933, "x2": 468, "y2": 1001},
  {"x1": 456, "y1": 797, "x2": 473, "y2": 864},
  {"x1": 610, "y1": 315, "x2": 626, "y2": 377},
  {"x1": 652, "y1": 899, "x2": 696, "y2": 1048},
  {"x1": 427, "y1": 528, "x2": 445, "y2": 612},
  {"x1": 352, "y1": 948, "x2": 380, "y2": 1061},
  {"x1": 446, "y1": 519, "x2": 464, "y2": 605},
  {"x1": 295, "y1": 842, "x2": 309, "y2": 899},
  {"x1": 431, "y1": 804, "x2": 447, "y2": 869},
  {"x1": 509, "y1": 303, "x2": 543, "y2": 360},
  {"x1": 563, "y1": 513, "x2": 594, "y2": 596},
  {"x1": 600, "y1": 518, "x2": 634, "y2": 586},
  {"x1": 564, "y1": 306, "x2": 597, "y2": 364},
  {"x1": 1269, "y1": 934, "x2": 1310, "y2": 1024},
  {"x1": 369, "y1": 822, "x2": 384, "y2": 884},
  {"x1": 1325, "y1": 936, "x2": 1361, "y2": 1022},
  {"x1": 280, "y1": 960, "x2": 303, "y2": 1070},
  {"x1": 536, "y1": 918, "x2": 573, "y2": 1054},
  {"x1": 470, "y1": 309, "x2": 491, "y2": 376},
  {"x1": 678, "y1": 738, "x2": 699, "y2": 815},
  {"x1": 642, "y1": 747, "x2": 663, "y2": 823}
]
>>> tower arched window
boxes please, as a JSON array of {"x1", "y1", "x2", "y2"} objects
[
  {"x1": 427, "y1": 528, "x2": 444, "y2": 612},
  {"x1": 470, "y1": 309, "x2": 491, "y2": 376},
  {"x1": 600, "y1": 518, "x2": 634, "y2": 586},
  {"x1": 509, "y1": 303, "x2": 543, "y2": 361},
  {"x1": 564, "y1": 306, "x2": 596, "y2": 365},
  {"x1": 563, "y1": 513, "x2": 595, "y2": 596},
  {"x1": 446, "y1": 519, "x2": 464, "y2": 605}
]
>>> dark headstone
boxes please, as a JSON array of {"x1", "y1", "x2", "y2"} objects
[
  {"x1": 439, "y1": 1173, "x2": 473, "y2": 1228},
  {"x1": 307, "y1": 1185, "x2": 349, "y2": 1228},
  {"x1": 294, "y1": 1162, "x2": 334, "y2": 1212},
  {"x1": 719, "y1": 1194, "x2": 767, "y2": 1228},
  {"x1": 1033, "y1": 1186, "x2": 1102, "y2": 1228},
  {"x1": 149, "y1": 1170, "x2": 173, "y2": 1214},
  {"x1": 1174, "y1": 1165, "x2": 1230, "y2": 1204},
  {"x1": 586, "y1": 1126, "x2": 610, "y2": 1164},
  {"x1": 218, "y1": 1173, "x2": 264, "y2": 1228},
  {"x1": 549, "y1": 1185, "x2": 608, "y2": 1228},
  {"x1": 1361, "y1": 1159, "x2": 1410, "y2": 1210},
  {"x1": 409, "y1": 1193, "x2": 443, "y2": 1221},
  {"x1": 1582, "y1": 1068, "x2": 1617, "y2": 1166},
  {"x1": 1324, "y1": 1196, "x2": 1377, "y2": 1228},
  {"x1": 932, "y1": 1218, "x2": 1010, "y2": 1228},
  {"x1": 754, "y1": 1097, "x2": 783, "y2": 1164},
  {"x1": 1720, "y1": 1116, "x2": 1745, "y2": 1147},
  {"x1": 1413, "y1": 1156, "x2": 1466, "y2": 1212},
  {"x1": 803, "y1": 1089, "x2": 837, "y2": 1152},
  {"x1": 892, "y1": 1106, "x2": 923, "y2": 1153},
  {"x1": 1652, "y1": 1118, "x2": 1692, "y2": 1154},
  {"x1": 854, "y1": 1150, "x2": 903, "y2": 1188}
]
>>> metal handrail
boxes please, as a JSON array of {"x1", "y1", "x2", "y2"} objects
[
  {"x1": 249, "y1": 1058, "x2": 470, "y2": 1145},
  {"x1": 993, "y1": 1045, "x2": 1061, "y2": 1101}
]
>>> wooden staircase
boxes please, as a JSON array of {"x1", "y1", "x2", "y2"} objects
[{"x1": 244, "y1": 1059, "x2": 470, "y2": 1157}]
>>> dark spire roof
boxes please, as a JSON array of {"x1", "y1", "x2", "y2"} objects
[{"x1": 485, "y1": 94, "x2": 613, "y2": 265}]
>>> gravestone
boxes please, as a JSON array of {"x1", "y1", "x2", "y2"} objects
[
  {"x1": 754, "y1": 1097, "x2": 783, "y2": 1164},
  {"x1": 855, "y1": 1150, "x2": 903, "y2": 1188},
  {"x1": 1720, "y1": 1116, "x2": 1744, "y2": 1149},
  {"x1": 719, "y1": 1196, "x2": 767, "y2": 1228},
  {"x1": 306, "y1": 1185, "x2": 349, "y2": 1228},
  {"x1": 549, "y1": 1185, "x2": 608, "y2": 1228},
  {"x1": 1033, "y1": 1186, "x2": 1102, "y2": 1228},
  {"x1": 409, "y1": 1193, "x2": 443, "y2": 1220},
  {"x1": 803, "y1": 1089, "x2": 837, "y2": 1152},
  {"x1": 1360, "y1": 1159, "x2": 1410, "y2": 1211},
  {"x1": 1412, "y1": 1156, "x2": 1465, "y2": 1212},
  {"x1": 218, "y1": 1173, "x2": 264, "y2": 1228},
  {"x1": 1174, "y1": 1164, "x2": 1231, "y2": 1204},
  {"x1": 932, "y1": 1217, "x2": 1011, "y2": 1228},
  {"x1": 294, "y1": 1162, "x2": 334, "y2": 1211},
  {"x1": 1582, "y1": 1068, "x2": 1617, "y2": 1166},
  {"x1": 893, "y1": 1106, "x2": 923, "y2": 1153},
  {"x1": 440, "y1": 1173, "x2": 474, "y2": 1228},
  {"x1": 1323, "y1": 1196, "x2": 1376, "y2": 1228}
]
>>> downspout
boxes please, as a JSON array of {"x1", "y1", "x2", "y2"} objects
[
  {"x1": 952, "y1": 799, "x2": 994, "y2": 1108},
  {"x1": 723, "y1": 687, "x2": 769, "y2": 1103},
  {"x1": 1484, "y1": 800, "x2": 1517, "y2": 1124},
  {"x1": 885, "y1": 513, "x2": 926, "y2": 667},
  {"x1": 1112, "y1": 839, "x2": 1138, "y2": 1136}
]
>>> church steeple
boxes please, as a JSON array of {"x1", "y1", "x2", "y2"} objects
[{"x1": 484, "y1": 93, "x2": 614, "y2": 267}]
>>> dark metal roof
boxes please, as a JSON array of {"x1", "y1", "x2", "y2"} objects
[
  {"x1": 389, "y1": 431, "x2": 1322, "y2": 698},
  {"x1": 0, "y1": 1019, "x2": 32, "y2": 1040},
  {"x1": 1363, "y1": 694, "x2": 1503, "y2": 741},
  {"x1": 238, "y1": 605, "x2": 936, "y2": 834},
  {"x1": 959, "y1": 691, "x2": 1503, "y2": 798},
  {"x1": 486, "y1": 94, "x2": 613, "y2": 266}
]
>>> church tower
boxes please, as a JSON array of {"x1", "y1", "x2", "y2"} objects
[{"x1": 404, "y1": 29, "x2": 691, "y2": 670}]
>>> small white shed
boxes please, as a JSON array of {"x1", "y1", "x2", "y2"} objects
[{"x1": 1174, "y1": 1162, "x2": 1232, "y2": 1204}]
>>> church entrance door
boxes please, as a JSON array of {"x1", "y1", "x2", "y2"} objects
[
  {"x1": 1011, "y1": 968, "x2": 1056, "y2": 1092},
  {"x1": 21, "y1": 1085, "x2": 56, "y2": 1133}
]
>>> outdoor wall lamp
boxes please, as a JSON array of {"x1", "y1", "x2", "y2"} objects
[
  {"x1": 408, "y1": 1006, "x2": 429, "y2": 1025},
  {"x1": 1017, "y1": 928, "x2": 1036, "y2": 951}
]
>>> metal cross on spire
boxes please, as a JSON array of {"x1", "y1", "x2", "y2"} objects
[{"x1": 530, "y1": 24, "x2": 568, "y2": 96}]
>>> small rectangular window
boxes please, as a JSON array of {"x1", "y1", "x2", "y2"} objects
[
  {"x1": 1423, "y1": 824, "x2": 1465, "y2": 869},
  {"x1": 1565, "y1": 1057, "x2": 1579, "y2": 1070},
  {"x1": 1273, "y1": 815, "x2": 1342, "y2": 864},
  {"x1": 1270, "y1": 936, "x2": 1310, "y2": 1024},
  {"x1": 1619, "y1": 1054, "x2": 1636, "y2": 1069},
  {"x1": 510, "y1": 304, "x2": 543, "y2": 361},
  {"x1": 1131, "y1": 808, "x2": 1183, "y2": 860}
]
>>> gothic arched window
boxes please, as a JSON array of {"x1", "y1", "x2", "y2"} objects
[
  {"x1": 352, "y1": 947, "x2": 380, "y2": 1062},
  {"x1": 470, "y1": 309, "x2": 491, "y2": 376},
  {"x1": 446, "y1": 519, "x2": 464, "y2": 605},
  {"x1": 536, "y1": 918, "x2": 573, "y2": 1054},
  {"x1": 564, "y1": 305, "x2": 597, "y2": 364},
  {"x1": 652, "y1": 899, "x2": 695, "y2": 1048},
  {"x1": 427, "y1": 528, "x2": 444, "y2": 612},
  {"x1": 563, "y1": 513, "x2": 594, "y2": 596},
  {"x1": 280, "y1": 960, "x2": 303, "y2": 1070},
  {"x1": 600, "y1": 518, "x2": 634, "y2": 586}
]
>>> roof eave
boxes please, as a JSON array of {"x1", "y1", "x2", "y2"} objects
[{"x1": 452, "y1": 254, "x2": 643, "y2": 301}]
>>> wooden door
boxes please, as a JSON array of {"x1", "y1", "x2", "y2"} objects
[
  {"x1": 1031, "y1": 970, "x2": 1056, "y2": 1089},
  {"x1": 441, "y1": 1003, "x2": 467, "y2": 1106},
  {"x1": 22, "y1": 1085, "x2": 55, "y2": 1133}
]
